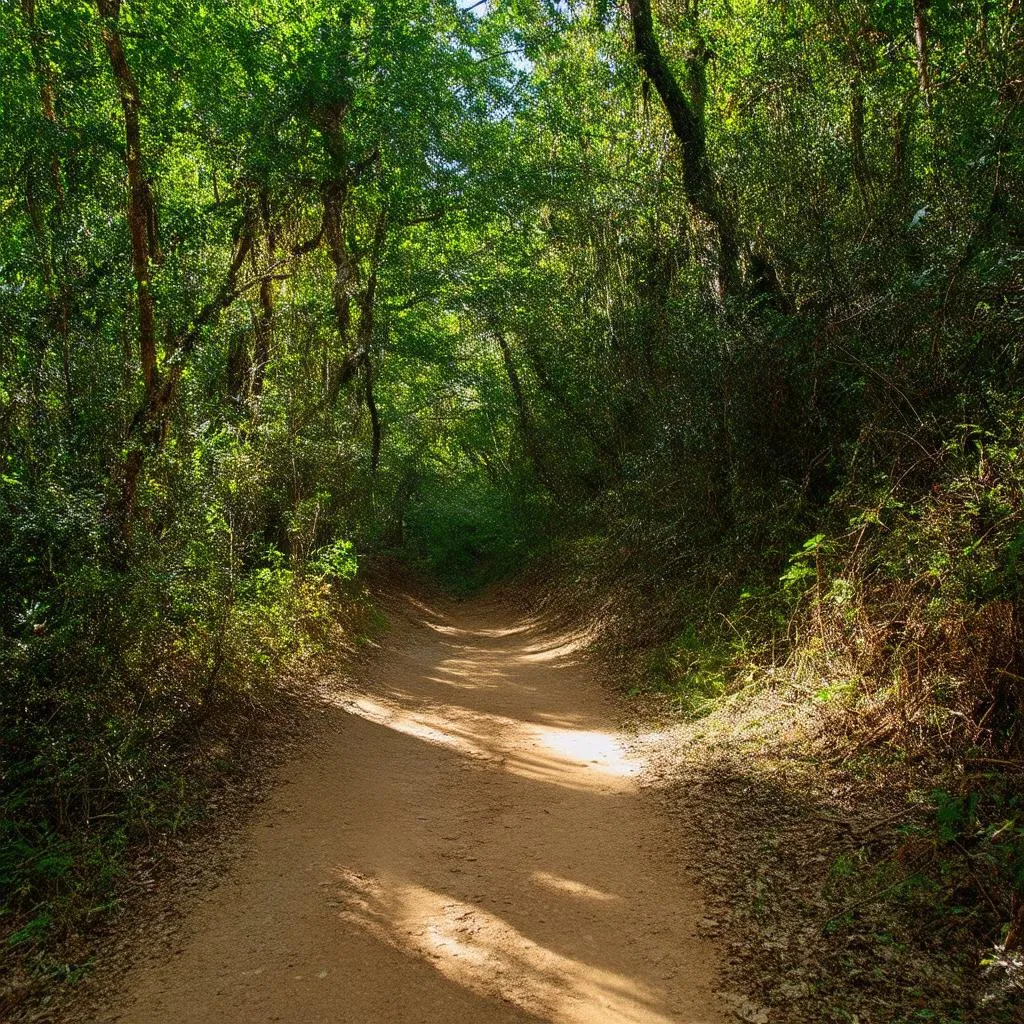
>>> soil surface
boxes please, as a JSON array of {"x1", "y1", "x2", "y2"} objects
[{"x1": 82, "y1": 591, "x2": 725, "y2": 1024}]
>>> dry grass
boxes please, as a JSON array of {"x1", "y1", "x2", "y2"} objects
[{"x1": 530, "y1": 529, "x2": 1024, "y2": 1022}]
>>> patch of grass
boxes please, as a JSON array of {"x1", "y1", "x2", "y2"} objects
[{"x1": 646, "y1": 625, "x2": 737, "y2": 716}]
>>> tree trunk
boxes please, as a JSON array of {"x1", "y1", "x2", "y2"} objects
[
  {"x1": 365, "y1": 359, "x2": 381, "y2": 473},
  {"x1": 626, "y1": 0, "x2": 740, "y2": 296},
  {"x1": 496, "y1": 332, "x2": 554, "y2": 492},
  {"x1": 96, "y1": 0, "x2": 159, "y2": 395},
  {"x1": 913, "y1": 0, "x2": 933, "y2": 113},
  {"x1": 250, "y1": 199, "x2": 276, "y2": 400},
  {"x1": 322, "y1": 176, "x2": 359, "y2": 406},
  {"x1": 96, "y1": 0, "x2": 263, "y2": 542},
  {"x1": 851, "y1": 77, "x2": 872, "y2": 209},
  {"x1": 355, "y1": 211, "x2": 387, "y2": 471}
]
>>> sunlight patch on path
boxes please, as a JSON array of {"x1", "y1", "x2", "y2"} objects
[
  {"x1": 535, "y1": 728, "x2": 639, "y2": 779},
  {"x1": 326, "y1": 688, "x2": 641, "y2": 792},
  {"x1": 331, "y1": 694, "x2": 492, "y2": 760},
  {"x1": 517, "y1": 634, "x2": 589, "y2": 662},
  {"x1": 531, "y1": 871, "x2": 621, "y2": 902},
  {"x1": 329, "y1": 869, "x2": 698, "y2": 1024}
]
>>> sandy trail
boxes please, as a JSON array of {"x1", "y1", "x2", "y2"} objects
[{"x1": 97, "y1": 592, "x2": 724, "y2": 1024}]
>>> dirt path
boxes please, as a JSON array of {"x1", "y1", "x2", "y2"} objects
[{"x1": 93, "y1": 592, "x2": 725, "y2": 1024}]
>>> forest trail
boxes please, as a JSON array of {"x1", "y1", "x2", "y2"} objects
[{"x1": 95, "y1": 591, "x2": 725, "y2": 1024}]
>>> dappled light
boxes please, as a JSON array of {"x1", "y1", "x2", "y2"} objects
[
  {"x1": 518, "y1": 636, "x2": 589, "y2": 663},
  {"x1": 266, "y1": 599, "x2": 723, "y2": 1022},
  {"x1": 5, "y1": 0, "x2": 1017, "y2": 1018},
  {"x1": 70, "y1": 591, "x2": 728, "y2": 1023},
  {"x1": 428, "y1": 621, "x2": 537, "y2": 640},
  {"x1": 329, "y1": 870, "x2": 689, "y2": 1024},
  {"x1": 331, "y1": 693, "x2": 492, "y2": 760},
  {"x1": 534, "y1": 727, "x2": 638, "y2": 780},
  {"x1": 532, "y1": 871, "x2": 621, "y2": 903},
  {"x1": 324, "y1": 614, "x2": 639, "y2": 794}
]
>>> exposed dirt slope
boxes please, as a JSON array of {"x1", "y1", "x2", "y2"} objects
[{"x1": 82, "y1": 591, "x2": 725, "y2": 1024}]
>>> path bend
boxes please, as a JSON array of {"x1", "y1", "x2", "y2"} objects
[{"x1": 96, "y1": 591, "x2": 724, "y2": 1024}]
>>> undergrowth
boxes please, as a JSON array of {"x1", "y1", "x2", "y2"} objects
[
  {"x1": 397, "y1": 468, "x2": 553, "y2": 595},
  {"x1": 548, "y1": 404, "x2": 1024, "y2": 1014},
  {"x1": 0, "y1": 534, "x2": 367, "y2": 968}
]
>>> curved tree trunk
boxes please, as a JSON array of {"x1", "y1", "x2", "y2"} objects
[{"x1": 626, "y1": 0, "x2": 740, "y2": 297}]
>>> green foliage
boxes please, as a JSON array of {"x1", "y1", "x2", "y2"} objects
[
  {"x1": 308, "y1": 540, "x2": 360, "y2": 587},
  {"x1": 780, "y1": 534, "x2": 826, "y2": 594},
  {"x1": 0, "y1": 0, "x2": 1021, "y2": 999},
  {"x1": 402, "y1": 469, "x2": 551, "y2": 594},
  {"x1": 648, "y1": 625, "x2": 733, "y2": 716}
]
